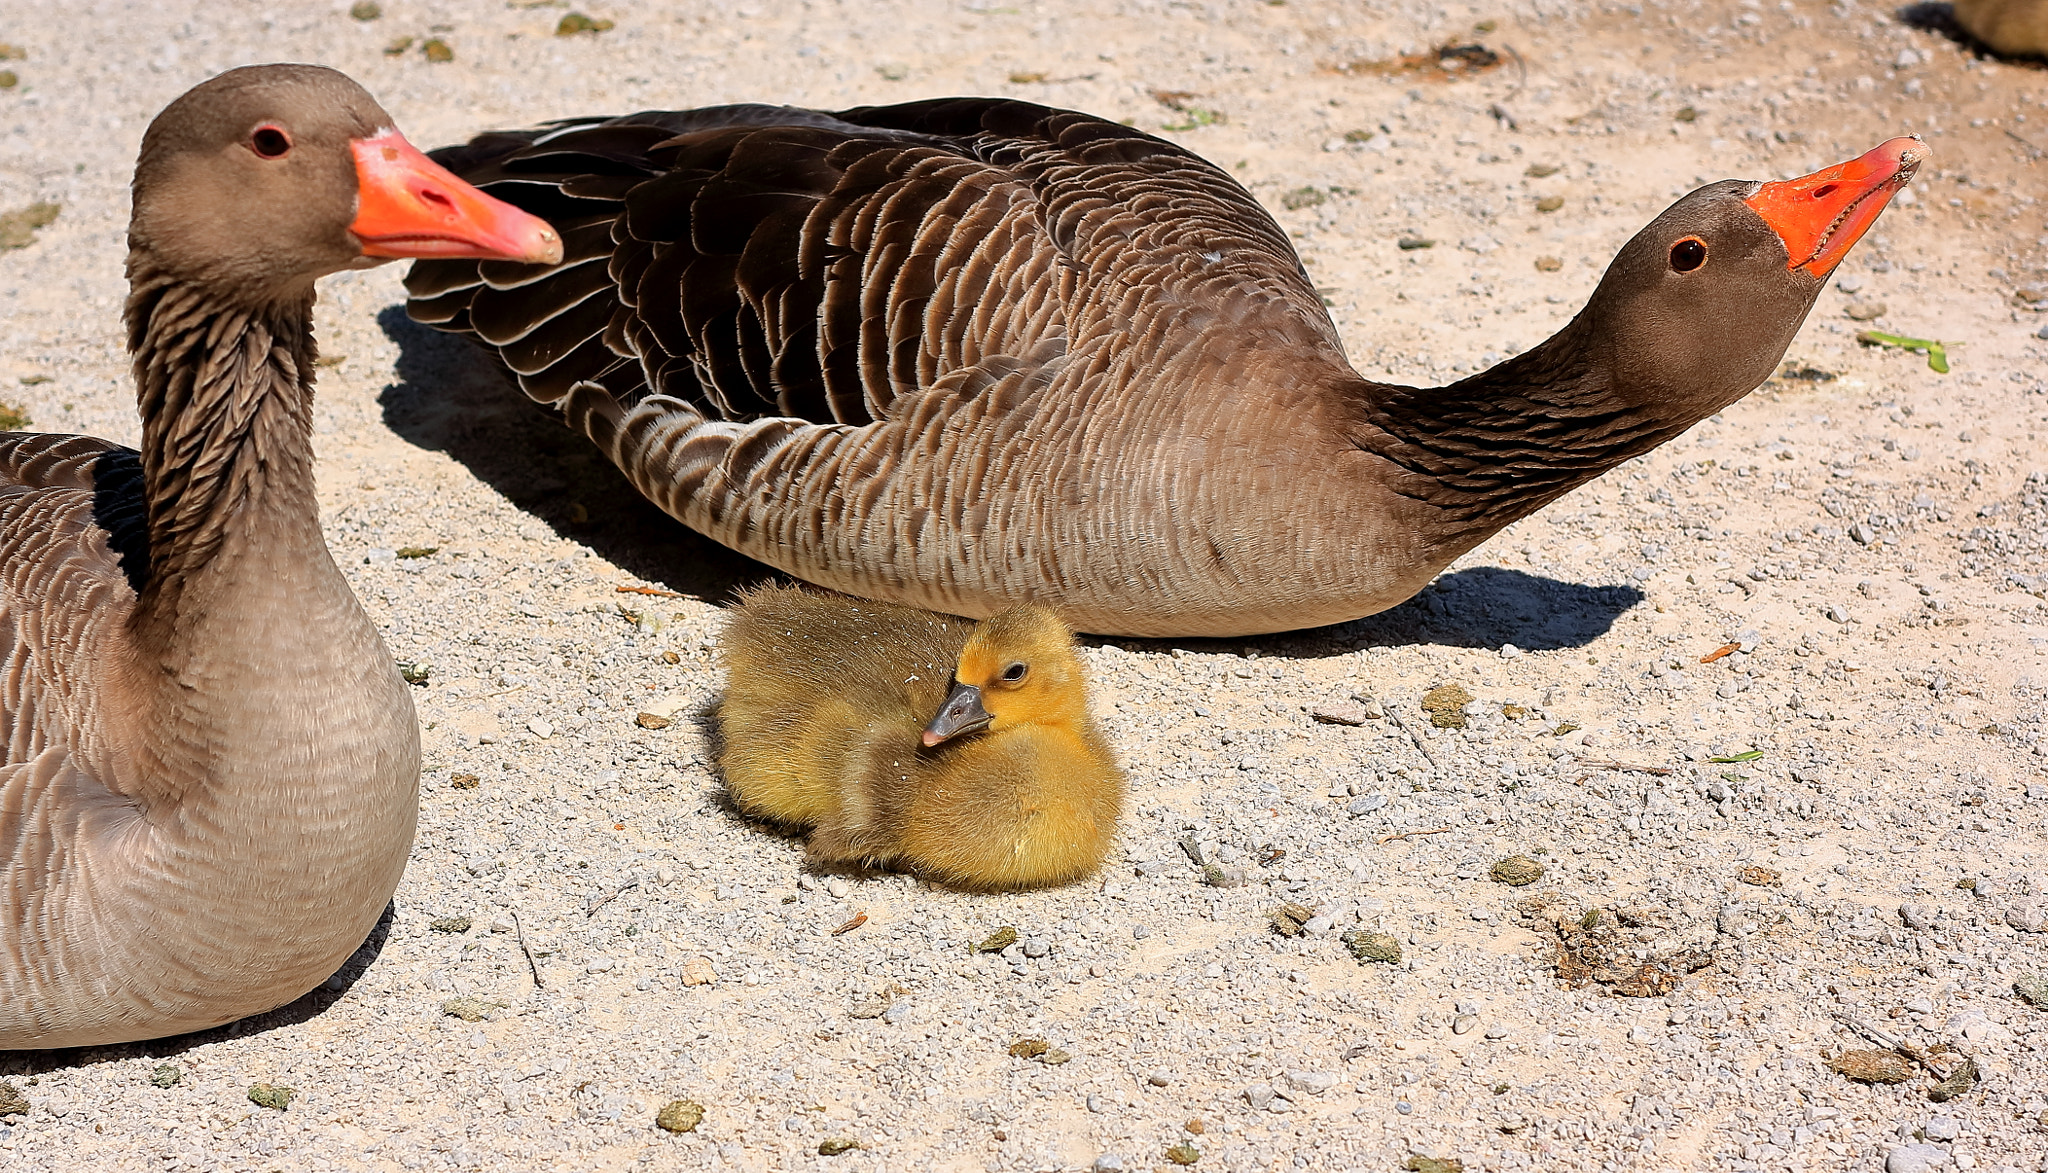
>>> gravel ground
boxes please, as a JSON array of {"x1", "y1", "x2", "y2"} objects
[{"x1": 2, "y1": 2, "x2": 2047, "y2": 1171}]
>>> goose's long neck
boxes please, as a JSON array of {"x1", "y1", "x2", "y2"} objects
[
  {"x1": 1352, "y1": 312, "x2": 1695, "y2": 542},
  {"x1": 127, "y1": 270, "x2": 322, "y2": 622}
]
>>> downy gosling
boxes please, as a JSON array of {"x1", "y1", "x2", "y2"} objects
[{"x1": 717, "y1": 585, "x2": 1124, "y2": 890}]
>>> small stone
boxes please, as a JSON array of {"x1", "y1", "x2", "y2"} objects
[
  {"x1": 1525, "y1": 163, "x2": 1560, "y2": 178},
  {"x1": 1405, "y1": 1157, "x2": 1465, "y2": 1173},
  {"x1": 1202, "y1": 864, "x2": 1249, "y2": 888},
  {"x1": 1164, "y1": 1142, "x2": 1201, "y2": 1166},
  {"x1": 1534, "y1": 255, "x2": 1563, "y2": 272},
  {"x1": 1736, "y1": 865, "x2": 1781, "y2": 887},
  {"x1": 149, "y1": 1064, "x2": 181, "y2": 1088},
  {"x1": 1039, "y1": 1047, "x2": 1072, "y2": 1065},
  {"x1": 1345, "y1": 794, "x2": 1387, "y2": 816},
  {"x1": 247, "y1": 1083, "x2": 295, "y2": 1111},
  {"x1": 1824, "y1": 604, "x2": 1851, "y2": 624},
  {"x1": 655, "y1": 1099, "x2": 704, "y2": 1133},
  {"x1": 1341, "y1": 929, "x2": 1402, "y2": 965},
  {"x1": 1397, "y1": 235, "x2": 1435, "y2": 250},
  {"x1": 679, "y1": 957, "x2": 717, "y2": 986},
  {"x1": 1489, "y1": 855, "x2": 1544, "y2": 886},
  {"x1": 0, "y1": 1082, "x2": 27, "y2": 1116},
  {"x1": 1928, "y1": 1055, "x2": 1979, "y2": 1103},
  {"x1": 429, "y1": 916, "x2": 472, "y2": 934},
  {"x1": 421, "y1": 37, "x2": 454, "y2": 63},
  {"x1": 348, "y1": 1, "x2": 381, "y2": 18},
  {"x1": 824, "y1": 877, "x2": 851, "y2": 899},
  {"x1": 526, "y1": 718, "x2": 554, "y2": 740},
  {"x1": 1844, "y1": 299, "x2": 1887, "y2": 321},
  {"x1": 635, "y1": 712, "x2": 672, "y2": 730},
  {"x1": 555, "y1": 12, "x2": 616, "y2": 35},
  {"x1": 1147, "y1": 1069, "x2": 1172, "y2": 1087},
  {"x1": 440, "y1": 996, "x2": 506, "y2": 1022},
  {"x1": 1452, "y1": 1014, "x2": 1479, "y2": 1035},
  {"x1": 1310, "y1": 702, "x2": 1371, "y2": 726},
  {"x1": 1886, "y1": 1144, "x2": 1951, "y2": 1173},
  {"x1": 1268, "y1": 902, "x2": 1314, "y2": 937},
  {"x1": 1535, "y1": 195, "x2": 1563, "y2": 213},
  {"x1": 975, "y1": 926, "x2": 1018, "y2": 953},
  {"x1": 1007, "y1": 1037, "x2": 1050, "y2": 1060},
  {"x1": 1421, "y1": 683, "x2": 1474, "y2": 727},
  {"x1": 1923, "y1": 1115, "x2": 1960, "y2": 1141},
  {"x1": 2005, "y1": 903, "x2": 2048, "y2": 933},
  {"x1": 1284, "y1": 1070, "x2": 1339, "y2": 1095},
  {"x1": 397, "y1": 660, "x2": 431, "y2": 685},
  {"x1": 2013, "y1": 973, "x2": 2048, "y2": 1008},
  {"x1": 449, "y1": 773, "x2": 480, "y2": 789},
  {"x1": 818, "y1": 1137, "x2": 860, "y2": 1156},
  {"x1": 1280, "y1": 186, "x2": 1325, "y2": 211},
  {"x1": 1828, "y1": 1049, "x2": 1913, "y2": 1084},
  {"x1": 1092, "y1": 1157, "x2": 1127, "y2": 1172},
  {"x1": 1243, "y1": 1083, "x2": 1274, "y2": 1109},
  {"x1": 1899, "y1": 904, "x2": 1937, "y2": 932},
  {"x1": 1021, "y1": 937, "x2": 1051, "y2": 959}
]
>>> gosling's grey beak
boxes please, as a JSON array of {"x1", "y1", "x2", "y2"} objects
[{"x1": 922, "y1": 679, "x2": 992, "y2": 747}]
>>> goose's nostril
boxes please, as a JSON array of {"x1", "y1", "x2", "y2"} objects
[{"x1": 1810, "y1": 183, "x2": 1837, "y2": 200}]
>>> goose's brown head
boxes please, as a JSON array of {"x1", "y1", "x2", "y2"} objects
[
  {"x1": 129, "y1": 63, "x2": 561, "y2": 300},
  {"x1": 1580, "y1": 137, "x2": 1925, "y2": 418}
]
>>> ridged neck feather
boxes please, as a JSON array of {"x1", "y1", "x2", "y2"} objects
[
  {"x1": 123, "y1": 262, "x2": 321, "y2": 637},
  {"x1": 1352, "y1": 312, "x2": 1709, "y2": 541}
]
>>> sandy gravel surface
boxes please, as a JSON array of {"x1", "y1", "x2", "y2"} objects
[{"x1": 2, "y1": 2, "x2": 2047, "y2": 1171}]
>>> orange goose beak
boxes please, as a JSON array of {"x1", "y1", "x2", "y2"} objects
[
  {"x1": 1744, "y1": 136, "x2": 1928, "y2": 279},
  {"x1": 349, "y1": 128, "x2": 563, "y2": 264}
]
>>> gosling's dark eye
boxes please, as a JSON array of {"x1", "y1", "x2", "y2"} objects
[
  {"x1": 1001, "y1": 662, "x2": 1028, "y2": 683},
  {"x1": 250, "y1": 125, "x2": 293, "y2": 159},
  {"x1": 1670, "y1": 237, "x2": 1707, "y2": 273}
]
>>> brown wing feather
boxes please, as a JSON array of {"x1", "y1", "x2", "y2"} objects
[
  {"x1": 405, "y1": 98, "x2": 1338, "y2": 428},
  {"x1": 0, "y1": 433, "x2": 145, "y2": 766}
]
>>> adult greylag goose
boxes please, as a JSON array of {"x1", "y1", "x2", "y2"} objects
[
  {"x1": 0, "y1": 64, "x2": 561, "y2": 1050},
  {"x1": 405, "y1": 101, "x2": 1923, "y2": 638},
  {"x1": 1950, "y1": 0, "x2": 2048, "y2": 57}
]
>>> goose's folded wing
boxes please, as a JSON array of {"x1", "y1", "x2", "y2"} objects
[
  {"x1": 404, "y1": 98, "x2": 1341, "y2": 429},
  {"x1": 0, "y1": 434, "x2": 146, "y2": 763}
]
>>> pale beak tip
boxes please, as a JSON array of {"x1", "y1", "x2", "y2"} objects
[{"x1": 920, "y1": 731, "x2": 942, "y2": 748}]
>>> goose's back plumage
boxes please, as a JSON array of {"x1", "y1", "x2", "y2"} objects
[{"x1": 409, "y1": 101, "x2": 1408, "y2": 637}]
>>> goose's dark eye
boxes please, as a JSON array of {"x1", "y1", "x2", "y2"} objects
[
  {"x1": 250, "y1": 126, "x2": 293, "y2": 159},
  {"x1": 1001, "y1": 662, "x2": 1028, "y2": 684},
  {"x1": 1670, "y1": 237, "x2": 1707, "y2": 273}
]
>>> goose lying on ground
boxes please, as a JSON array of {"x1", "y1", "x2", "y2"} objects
[
  {"x1": 406, "y1": 102, "x2": 1923, "y2": 637},
  {"x1": 1950, "y1": 0, "x2": 2048, "y2": 57},
  {"x1": 0, "y1": 64, "x2": 562, "y2": 1050},
  {"x1": 719, "y1": 586, "x2": 1122, "y2": 890}
]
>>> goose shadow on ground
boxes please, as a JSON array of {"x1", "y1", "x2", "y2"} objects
[
  {"x1": 0, "y1": 904, "x2": 395, "y2": 1075},
  {"x1": 374, "y1": 309, "x2": 1642, "y2": 654},
  {"x1": 374, "y1": 305, "x2": 776, "y2": 607},
  {"x1": 1140, "y1": 567, "x2": 1645, "y2": 660}
]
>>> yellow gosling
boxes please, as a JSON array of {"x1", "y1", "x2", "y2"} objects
[{"x1": 717, "y1": 585, "x2": 1124, "y2": 890}]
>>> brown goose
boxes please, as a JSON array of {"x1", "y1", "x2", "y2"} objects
[
  {"x1": 0, "y1": 64, "x2": 561, "y2": 1050},
  {"x1": 1950, "y1": 0, "x2": 2048, "y2": 57},
  {"x1": 405, "y1": 102, "x2": 1922, "y2": 637}
]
